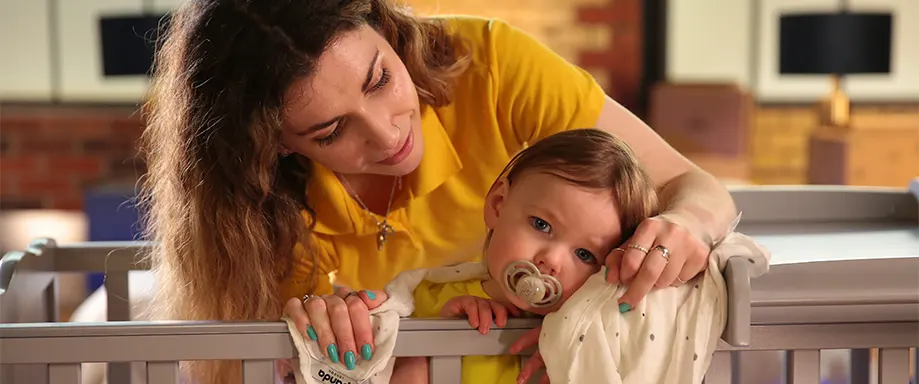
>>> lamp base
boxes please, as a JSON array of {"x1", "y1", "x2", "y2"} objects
[{"x1": 819, "y1": 75, "x2": 850, "y2": 128}]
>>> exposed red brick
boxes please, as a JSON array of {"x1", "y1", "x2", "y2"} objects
[
  {"x1": 46, "y1": 156, "x2": 104, "y2": 176},
  {"x1": 0, "y1": 156, "x2": 41, "y2": 173},
  {"x1": 19, "y1": 176, "x2": 72, "y2": 194},
  {"x1": 575, "y1": 0, "x2": 642, "y2": 114},
  {"x1": 21, "y1": 138, "x2": 76, "y2": 153},
  {"x1": 47, "y1": 194, "x2": 85, "y2": 211},
  {"x1": 1, "y1": 174, "x2": 18, "y2": 194},
  {"x1": 41, "y1": 115, "x2": 114, "y2": 137},
  {"x1": 0, "y1": 195, "x2": 43, "y2": 210},
  {"x1": 0, "y1": 117, "x2": 41, "y2": 134}
]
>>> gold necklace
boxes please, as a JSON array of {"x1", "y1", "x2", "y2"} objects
[{"x1": 340, "y1": 176, "x2": 401, "y2": 251}]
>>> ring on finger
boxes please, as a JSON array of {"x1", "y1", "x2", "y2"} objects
[
  {"x1": 651, "y1": 245, "x2": 671, "y2": 263},
  {"x1": 302, "y1": 294, "x2": 316, "y2": 303},
  {"x1": 626, "y1": 243, "x2": 650, "y2": 254},
  {"x1": 676, "y1": 276, "x2": 686, "y2": 284},
  {"x1": 342, "y1": 291, "x2": 360, "y2": 300}
]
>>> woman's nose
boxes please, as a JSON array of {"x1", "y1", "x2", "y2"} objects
[{"x1": 364, "y1": 117, "x2": 400, "y2": 150}]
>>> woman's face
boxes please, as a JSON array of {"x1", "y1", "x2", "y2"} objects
[{"x1": 281, "y1": 25, "x2": 424, "y2": 177}]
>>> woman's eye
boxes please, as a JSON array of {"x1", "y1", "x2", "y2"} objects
[
  {"x1": 575, "y1": 248, "x2": 596, "y2": 263},
  {"x1": 529, "y1": 216, "x2": 551, "y2": 233}
]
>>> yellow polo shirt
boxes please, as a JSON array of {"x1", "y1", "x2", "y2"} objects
[{"x1": 280, "y1": 16, "x2": 605, "y2": 300}]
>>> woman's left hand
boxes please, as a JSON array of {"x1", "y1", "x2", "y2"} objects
[{"x1": 605, "y1": 215, "x2": 710, "y2": 311}]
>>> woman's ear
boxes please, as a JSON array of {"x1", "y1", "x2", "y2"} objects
[{"x1": 484, "y1": 178, "x2": 509, "y2": 229}]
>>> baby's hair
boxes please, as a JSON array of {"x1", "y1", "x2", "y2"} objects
[{"x1": 493, "y1": 128, "x2": 660, "y2": 241}]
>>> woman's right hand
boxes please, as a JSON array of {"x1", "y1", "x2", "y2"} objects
[{"x1": 284, "y1": 289, "x2": 388, "y2": 371}]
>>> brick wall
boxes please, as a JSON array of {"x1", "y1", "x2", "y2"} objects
[
  {"x1": 1, "y1": 0, "x2": 642, "y2": 211},
  {"x1": 407, "y1": 0, "x2": 643, "y2": 111},
  {"x1": 0, "y1": 105, "x2": 144, "y2": 210}
]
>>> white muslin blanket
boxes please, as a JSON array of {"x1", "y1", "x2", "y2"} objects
[
  {"x1": 282, "y1": 262, "x2": 490, "y2": 384},
  {"x1": 539, "y1": 231, "x2": 771, "y2": 384}
]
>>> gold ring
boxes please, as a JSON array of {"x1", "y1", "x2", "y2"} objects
[
  {"x1": 651, "y1": 245, "x2": 671, "y2": 263},
  {"x1": 611, "y1": 247, "x2": 626, "y2": 254},
  {"x1": 626, "y1": 243, "x2": 650, "y2": 254},
  {"x1": 343, "y1": 291, "x2": 360, "y2": 300},
  {"x1": 676, "y1": 276, "x2": 686, "y2": 284},
  {"x1": 301, "y1": 294, "x2": 315, "y2": 303}
]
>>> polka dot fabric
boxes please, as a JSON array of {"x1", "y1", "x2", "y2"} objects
[{"x1": 539, "y1": 232, "x2": 771, "y2": 384}]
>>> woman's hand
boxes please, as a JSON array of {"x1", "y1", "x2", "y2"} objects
[
  {"x1": 604, "y1": 215, "x2": 710, "y2": 311},
  {"x1": 283, "y1": 289, "x2": 388, "y2": 371}
]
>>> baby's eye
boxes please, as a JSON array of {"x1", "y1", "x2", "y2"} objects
[
  {"x1": 575, "y1": 248, "x2": 596, "y2": 263},
  {"x1": 529, "y1": 216, "x2": 552, "y2": 233}
]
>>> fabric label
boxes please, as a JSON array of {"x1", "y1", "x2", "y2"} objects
[{"x1": 308, "y1": 359, "x2": 364, "y2": 384}]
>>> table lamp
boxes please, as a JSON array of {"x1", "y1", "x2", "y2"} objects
[{"x1": 779, "y1": 12, "x2": 892, "y2": 127}]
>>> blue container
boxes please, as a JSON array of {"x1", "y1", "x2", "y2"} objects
[{"x1": 83, "y1": 184, "x2": 142, "y2": 292}]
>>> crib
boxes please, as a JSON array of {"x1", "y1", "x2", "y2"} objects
[{"x1": 1, "y1": 184, "x2": 918, "y2": 384}]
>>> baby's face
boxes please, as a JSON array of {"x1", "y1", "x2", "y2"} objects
[{"x1": 483, "y1": 171, "x2": 624, "y2": 314}]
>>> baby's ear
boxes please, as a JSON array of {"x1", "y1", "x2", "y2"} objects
[{"x1": 484, "y1": 178, "x2": 509, "y2": 229}]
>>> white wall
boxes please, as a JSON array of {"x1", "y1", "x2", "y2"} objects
[
  {"x1": 666, "y1": 0, "x2": 919, "y2": 102},
  {"x1": 666, "y1": 0, "x2": 753, "y2": 89}
]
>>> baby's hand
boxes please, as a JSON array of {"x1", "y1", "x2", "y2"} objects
[{"x1": 440, "y1": 296, "x2": 521, "y2": 334}]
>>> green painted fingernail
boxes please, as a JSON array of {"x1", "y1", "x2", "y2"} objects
[
  {"x1": 361, "y1": 344, "x2": 373, "y2": 360},
  {"x1": 327, "y1": 344, "x2": 339, "y2": 363},
  {"x1": 345, "y1": 351, "x2": 357, "y2": 370},
  {"x1": 362, "y1": 290, "x2": 376, "y2": 300},
  {"x1": 604, "y1": 267, "x2": 609, "y2": 279},
  {"x1": 306, "y1": 325, "x2": 318, "y2": 341},
  {"x1": 619, "y1": 302, "x2": 632, "y2": 313}
]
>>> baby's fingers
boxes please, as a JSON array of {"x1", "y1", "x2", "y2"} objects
[{"x1": 488, "y1": 300, "x2": 509, "y2": 328}]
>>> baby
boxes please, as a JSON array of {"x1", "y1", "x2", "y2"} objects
[
  {"x1": 392, "y1": 127, "x2": 660, "y2": 383},
  {"x1": 284, "y1": 128, "x2": 770, "y2": 384}
]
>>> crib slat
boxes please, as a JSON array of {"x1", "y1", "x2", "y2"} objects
[
  {"x1": 146, "y1": 361, "x2": 179, "y2": 384},
  {"x1": 877, "y1": 348, "x2": 910, "y2": 384},
  {"x1": 242, "y1": 360, "x2": 275, "y2": 383},
  {"x1": 785, "y1": 350, "x2": 820, "y2": 384},
  {"x1": 48, "y1": 363, "x2": 81, "y2": 384},
  {"x1": 430, "y1": 356, "x2": 461, "y2": 384},
  {"x1": 703, "y1": 352, "x2": 732, "y2": 384}
]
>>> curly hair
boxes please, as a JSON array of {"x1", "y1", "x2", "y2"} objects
[{"x1": 137, "y1": 1, "x2": 469, "y2": 382}]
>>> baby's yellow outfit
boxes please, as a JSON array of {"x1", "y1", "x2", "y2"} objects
[{"x1": 411, "y1": 277, "x2": 520, "y2": 384}]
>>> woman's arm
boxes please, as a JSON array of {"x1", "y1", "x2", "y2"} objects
[{"x1": 593, "y1": 96, "x2": 737, "y2": 245}]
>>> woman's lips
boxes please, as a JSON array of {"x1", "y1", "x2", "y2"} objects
[{"x1": 377, "y1": 128, "x2": 414, "y2": 166}]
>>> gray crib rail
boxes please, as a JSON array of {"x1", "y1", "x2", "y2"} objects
[
  {"x1": 1, "y1": 183, "x2": 917, "y2": 384},
  {"x1": 1, "y1": 317, "x2": 917, "y2": 383}
]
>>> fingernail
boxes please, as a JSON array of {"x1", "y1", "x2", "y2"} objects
[
  {"x1": 604, "y1": 266, "x2": 609, "y2": 279},
  {"x1": 306, "y1": 325, "x2": 318, "y2": 341},
  {"x1": 327, "y1": 344, "x2": 339, "y2": 363},
  {"x1": 344, "y1": 351, "x2": 356, "y2": 370},
  {"x1": 362, "y1": 290, "x2": 376, "y2": 300},
  {"x1": 619, "y1": 302, "x2": 632, "y2": 313},
  {"x1": 361, "y1": 343, "x2": 373, "y2": 360}
]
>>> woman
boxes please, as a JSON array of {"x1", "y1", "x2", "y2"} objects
[{"x1": 137, "y1": 0, "x2": 737, "y2": 382}]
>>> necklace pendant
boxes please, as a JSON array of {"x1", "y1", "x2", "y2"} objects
[{"x1": 377, "y1": 221, "x2": 394, "y2": 251}]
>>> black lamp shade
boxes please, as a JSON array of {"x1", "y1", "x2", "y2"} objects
[
  {"x1": 99, "y1": 14, "x2": 171, "y2": 77},
  {"x1": 779, "y1": 12, "x2": 892, "y2": 75}
]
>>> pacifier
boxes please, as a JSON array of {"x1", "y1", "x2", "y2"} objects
[{"x1": 502, "y1": 260, "x2": 563, "y2": 308}]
